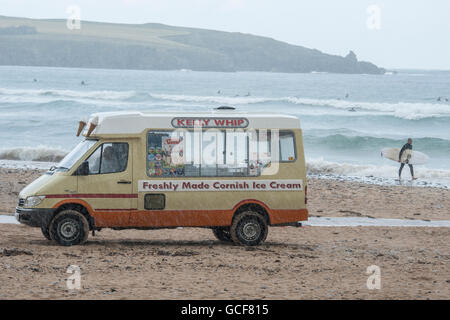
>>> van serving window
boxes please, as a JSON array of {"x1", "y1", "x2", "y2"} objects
[
  {"x1": 279, "y1": 131, "x2": 296, "y2": 162},
  {"x1": 146, "y1": 130, "x2": 296, "y2": 177},
  {"x1": 86, "y1": 142, "x2": 129, "y2": 174}
]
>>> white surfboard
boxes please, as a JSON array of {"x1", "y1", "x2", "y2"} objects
[{"x1": 381, "y1": 147, "x2": 429, "y2": 165}]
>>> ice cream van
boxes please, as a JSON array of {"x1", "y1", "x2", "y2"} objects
[{"x1": 15, "y1": 108, "x2": 308, "y2": 246}]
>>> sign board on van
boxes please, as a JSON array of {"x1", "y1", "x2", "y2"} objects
[
  {"x1": 138, "y1": 179, "x2": 303, "y2": 192},
  {"x1": 171, "y1": 117, "x2": 249, "y2": 128}
]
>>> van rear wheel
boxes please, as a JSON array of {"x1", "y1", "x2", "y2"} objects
[
  {"x1": 212, "y1": 228, "x2": 232, "y2": 242},
  {"x1": 230, "y1": 211, "x2": 268, "y2": 246},
  {"x1": 49, "y1": 210, "x2": 89, "y2": 246}
]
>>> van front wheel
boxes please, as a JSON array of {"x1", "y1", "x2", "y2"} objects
[
  {"x1": 49, "y1": 210, "x2": 89, "y2": 246},
  {"x1": 230, "y1": 211, "x2": 268, "y2": 246}
]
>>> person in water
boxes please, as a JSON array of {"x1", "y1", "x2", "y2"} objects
[{"x1": 398, "y1": 138, "x2": 417, "y2": 180}]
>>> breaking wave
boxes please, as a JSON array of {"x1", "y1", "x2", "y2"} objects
[
  {"x1": 304, "y1": 134, "x2": 450, "y2": 153},
  {"x1": 1, "y1": 87, "x2": 450, "y2": 120},
  {"x1": 307, "y1": 157, "x2": 450, "y2": 184},
  {"x1": 0, "y1": 146, "x2": 67, "y2": 162},
  {"x1": 149, "y1": 93, "x2": 450, "y2": 120},
  {"x1": 0, "y1": 88, "x2": 136, "y2": 101}
]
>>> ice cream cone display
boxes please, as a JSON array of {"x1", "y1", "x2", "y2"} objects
[
  {"x1": 76, "y1": 120, "x2": 87, "y2": 136},
  {"x1": 86, "y1": 122, "x2": 97, "y2": 137}
]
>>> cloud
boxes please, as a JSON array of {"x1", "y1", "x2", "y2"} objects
[{"x1": 221, "y1": 0, "x2": 245, "y2": 11}]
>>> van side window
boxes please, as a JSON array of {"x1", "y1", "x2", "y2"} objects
[
  {"x1": 86, "y1": 143, "x2": 129, "y2": 174},
  {"x1": 219, "y1": 130, "x2": 248, "y2": 176},
  {"x1": 202, "y1": 130, "x2": 225, "y2": 176},
  {"x1": 146, "y1": 130, "x2": 295, "y2": 177},
  {"x1": 279, "y1": 132, "x2": 296, "y2": 162}
]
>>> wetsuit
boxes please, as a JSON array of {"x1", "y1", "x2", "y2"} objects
[{"x1": 398, "y1": 143, "x2": 414, "y2": 178}]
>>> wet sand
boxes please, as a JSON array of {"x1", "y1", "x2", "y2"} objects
[
  {"x1": 308, "y1": 178, "x2": 450, "y2": 221},
  {"x1": 0, "y1": 168, "x2": 43, "y2": 214}
]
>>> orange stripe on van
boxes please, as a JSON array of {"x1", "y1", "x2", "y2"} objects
[
  {"x1": 50, "y1": 197, "x2": 308, "y2": 228},
  {"x1": 52, "y1": 199, "x2": 95, "y2": 216},
  {"x1": 124, "y1": 208, "x2": 307, "y2": 228},
  {"x1": 91, "y1": 208, "x2": 308, "y2": 228}
]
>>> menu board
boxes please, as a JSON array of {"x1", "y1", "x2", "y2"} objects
[{"x1": 147, "y1": 135, "x2": 185, "y2": 177}]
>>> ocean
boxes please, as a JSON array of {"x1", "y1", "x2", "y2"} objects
[{"x1": 1, "y1": 66, "x2": 450, "y2": 187}]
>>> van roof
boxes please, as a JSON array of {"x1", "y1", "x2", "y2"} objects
[{"x1": 86, "y1": 111, "x2": 301, "y2": 136}]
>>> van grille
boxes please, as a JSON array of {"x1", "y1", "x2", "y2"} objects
[{"x1": 18, "y1": 198, "x2": 25, "y2": 207}]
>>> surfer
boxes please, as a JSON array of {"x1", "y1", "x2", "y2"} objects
[{"x1": 398, "y1": 138, "x2": 417, "y2": 180}]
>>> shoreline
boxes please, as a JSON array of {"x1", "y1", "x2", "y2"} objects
[
  {"x1": 1, "y1": 167, "x2": 449, "y2": 221},
  {"x1": 308, "y1": 173, "x2": 449, "y2": 190}
]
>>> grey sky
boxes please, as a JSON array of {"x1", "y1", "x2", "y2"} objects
[{"x1": 1, "y1": 0, "x2": 449, "y2": 69}]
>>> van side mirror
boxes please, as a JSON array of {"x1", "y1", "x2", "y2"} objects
[{"x1": 75, "y1": 161, "x2": 89, "y2": 176}]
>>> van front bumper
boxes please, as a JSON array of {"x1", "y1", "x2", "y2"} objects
[{"x1": 15, "y1": 207, "x2": 55, "y2": 228}]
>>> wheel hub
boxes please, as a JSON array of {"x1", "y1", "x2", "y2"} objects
[
  {"x1": 242, "y1": 222, "x2": 260, "y2": 240},
  {"x1": 60, "y1": 220, "x2": 78, "y2": 239}
]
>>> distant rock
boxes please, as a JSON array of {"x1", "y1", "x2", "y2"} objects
[{"x1": 345, "y1": 50, "x2": 358, "y2": 63}]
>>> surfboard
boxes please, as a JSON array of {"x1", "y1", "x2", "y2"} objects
[{"x1": 381, "y1": 147, "x2": 429, "y2": 165}]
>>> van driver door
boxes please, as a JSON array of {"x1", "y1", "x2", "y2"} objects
[{"x1": 77, "y1": 141, "x2": 134, "y2": 227}]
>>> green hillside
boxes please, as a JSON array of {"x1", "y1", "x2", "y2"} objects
[{"x1": 0, "y1": 15, "x2": 385, "y2": 74}]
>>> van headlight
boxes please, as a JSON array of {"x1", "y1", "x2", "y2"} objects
[{"x1": 24, "y1": 196, "x2": 46, "y2": 208}]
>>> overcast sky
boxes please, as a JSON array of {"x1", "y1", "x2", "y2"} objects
[{"x1": 1, "y1": 0, "x2": 449, "y2": 70}]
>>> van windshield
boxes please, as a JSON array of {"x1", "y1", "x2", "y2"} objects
[{"x1": 55, "y1": 140, "x2": 97, "y2": 171}]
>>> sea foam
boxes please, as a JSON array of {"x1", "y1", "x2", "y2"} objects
[
  {"x1": 307, "y1": 157, "x2": 450, "y2": 188},
  {"x1": 0, "y1": 146, "x2": 67, "y2": 162},
  {"x1": 150, "y1": 93, "x2": 450, "y2": 120}
]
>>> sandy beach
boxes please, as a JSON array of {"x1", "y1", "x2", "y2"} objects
[
  {"x1": 0, "y1": 167, "x2": 449, "y2": 299},
  {"x1": 0, "y1": 224, "x2": 448, "y2": 300}
]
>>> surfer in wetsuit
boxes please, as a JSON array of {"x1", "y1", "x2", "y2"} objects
[{"x1": 398, "y1": 138, "x2": 416, "y2": 180}]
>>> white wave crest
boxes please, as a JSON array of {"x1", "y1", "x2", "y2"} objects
[
  {"x1": 0, "y1": 88, "x2": 136, "y2": 100},
  {"x1": 307, "y1": 157, "x2": 450, "y2": 183},
  {"x1": 0, "y1": 146, "x2": 68, "y2": 162},
  {"x1": 149, "y1": 93, "x2": 450, "y2": 120},
  {"x1": 286, "y1": 97, "x2": 450, "y2": 120},
  {"x1": 149, "y1": 93, "x2": 272, "y2": 105}
]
